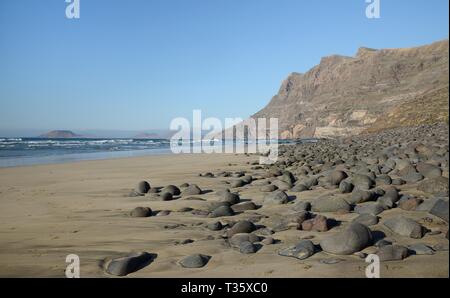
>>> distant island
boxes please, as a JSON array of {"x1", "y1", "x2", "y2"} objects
[
  {"x1": 39, "y1": 130, "x2": 82, "y2": 138},
  {"x1": 134, "y1": 132, "x2": 161, "y2": 139}
]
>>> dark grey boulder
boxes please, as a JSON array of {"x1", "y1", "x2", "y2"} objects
[
  {"x1": 408, "y1": 243, "x2": 435, "y2": 255},
  {"x1": 418, "y1": 177, "x2": 449, "y2": 196},
  {"x1": 264, "y1": 190, "x2": 289, "y2": 205},
  {"x1": 348, "y1": 189, "x2": 375, "y2": 204},
  {"x1": 230, "y1": 179, "x2": 245, "y2": 188},
  {"x1": 352, "y1": 213, "x2": 379, "y2": 226},
  {"x1": 377, "y1": 245, "x2": 408, "y2": 262},
  {"x1": 179, "y1": 254, "x2": 211, "y2": 268},
  {"x1": 320, "y1": 223, "x2": 372, "y2": 255},
  {"x1": 328, "y1": 170, "x2": 348, "y2": 185},
  {"x1": 298, "y1": 177, "x2": 318, "y2": 188},
  {"x1": 209, "y1": 205, "x2": 235, "y2": 217},
  {"x1": 220, "y1": 192, "x2": 240, "y2": 205},
  {"x1": 207, "y1": 221, "x2": 223, "y2": 231},
  {"x1": 416, "y1": 163, "x2": 442, "y2": 179},
  {"x1": 231, "y1": 201, "x2": 257, "y2": 212},
  {"x1": 278, "y1": 240, "x2": 315, "y2": 260},
  {"x1": 227, "y1": 220, "x2": 256, "y2": 237},
  {"x1": 292, "y1": 201, "x2": 311, "y2": 212},
  {"x1": 271, "y1": 179, "x2": 292, "y2": 191},
  {"x1": 106, "y1": 252, "x2": 156, "y2": 276},
  {"x1": 339, "y1": 181, "x2": 354, "y2": 193},
  {"x1": 376, "y1": 174, "x2": 392, "y2": 185},
  {"x1": 182, "y1": 184, "x2": 202, "y2": 195},
  {"x1": 352, "y1": 174, "x2": 375, "y2": 190},
  {"x1": 383, "y1": 217, "x2": 425, "y2": 239},
  {"x1": 415, "y1": 197, "x2": 443, "y2": 212},
  {"x1": 229, "y1": 233, "x2": 260, "y2": 247},
  {"x1": 161, "y1": 185, "x2": 181, "y2": 196},
  {"x1": 392, "y1": 178, "x2": 406, "y2": 185},
  {"x1": 130, "y1": 207, "x2": 152, "y2": 217},
  {"x1": 291, "y1": 184, "x2": 309, "y2": 192},
  {"x1": 429, "y1": 199, "x2": 449, "y2": 222},
  {"x1": 136, "y1": 181, "x2": 151, "y2": 194},
  {"x1": 260, "y1": 184, "x2": 278, "y2": 192},
  {"x1": 312, "y1": 196, "x2": 351, "y2": 213},
  {"x1": 159, "y1": 192, "x2": 173, "y2": 201},
  {"x1": 354, "y1": 203, "x2": 385, "y2": 216},
  {"x1": 239, "y1": 241, "x2": 257, "y2": 254},
  {"x1": 374, "y1": 239, "x2": 392, "y2": 248},
  {"x1": 401, "y1": 172, "x2": 424, "y2": 183}
]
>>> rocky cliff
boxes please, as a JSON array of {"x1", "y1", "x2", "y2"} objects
[{"x1": 234, "y1": 40, "x2": 449, "y2": 139}]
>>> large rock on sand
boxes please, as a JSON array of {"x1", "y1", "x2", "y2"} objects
[
  {"x1": 227, "y1": 220, "x2": 256, "y2": 237},
  {"x1": 429, "y1": 199, "x2": 449, "y2": 222},
  {"x1": 161, "y1": 185, "x2": 181, "y2": 196},
  {"x1": 417, "y1": 177, "x2": 449, "y2": 196},
  {"x1": 383, "y1": 217, "x2": 425, "y2": 239},
  {"x1": 377, "y1": 245, "x2": 409, "y2": 262},
  {"x1": 416, "y1": 163, "x2": 442, "y2": 179},
  {"x1": 264, "y1": 190, "x2": 289, "y2": 205},
  {"x1": 136, "y1": 181, "x2": 151, "y2": 194},
  {"x1": 182, "y1": 184, "x2": 202, "y2": 195},
  {"x1": 278, "y1": 240, "x2": 316, "y2": 260},
  {"x1": 106, "y1": 252, "x2": 156, "y2": 276},
  {"x1": 311, "y1": 196, "x2": 351, "y2": 213},
  {"x1": 179, "y1": 254, "x2": 211, "y2": 268},
  {"x1": 320, "y1": 223, "x2": 372, "y2": 255},
  {"x1": 130, "y1": 207, "x2": 152, "y2": 217},
  {"x1": 328, "y1": 170, "x2": 348, "y2": 185}
]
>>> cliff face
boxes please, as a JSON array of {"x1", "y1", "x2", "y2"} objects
[{"x1": 246, "y1": 40, "x2": 449, "y2": 139}]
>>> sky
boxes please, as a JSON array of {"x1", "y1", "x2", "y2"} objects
[{"x1": 0, "y1": 0, "x2": 448, "y2": 135}]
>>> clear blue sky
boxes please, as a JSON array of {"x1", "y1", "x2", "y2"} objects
[{"x1": 0, "y1": 0, "x2": 448, "y2": 133}]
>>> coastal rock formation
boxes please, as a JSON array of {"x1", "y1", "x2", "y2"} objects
[{"x1": 221, "y1": 40, "x2": 449, "y2": 139}]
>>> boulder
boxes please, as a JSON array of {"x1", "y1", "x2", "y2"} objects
[
  {"x1": 320, "y1": 223, "x2": 372, "y2": 255},
  {"x1": 383, "y1": 217, "x2": 425, "y2": 239}
]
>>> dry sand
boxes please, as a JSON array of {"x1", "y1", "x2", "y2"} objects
[{"x1": 0, "y1": 153, "x2": 448, "y2": 277}]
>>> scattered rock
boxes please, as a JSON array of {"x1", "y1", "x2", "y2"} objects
[
  {"x1": 377, "y1": 245, "x2": 409, "y2": 262},
  {"x1": 292, "y1": 201, "x2": 311, "y2": 212},
  {"x1": 182, "y1": 184, "x2": 202, "y2": 196},
  {"x1": 418, "y1": 177, "x2": 449, "y2": 196},
  {"x1": 278, "y1": 240, "x2": 316, "y2": 260},
  {"x1": 161, "y1": 185, "x2": 181, "y2": 196},
  {"x1": 320, "y1": 223, "x2": 372, "y2": 255},
  {"x1": 207, "y1": 221, "x2": 223, "y2": 231},
  {"x1": 130, "y1": 207, "x2": 152, "y2": 217},
  {"x1": 231, "y1": 201, "x2": 257, "y2": 212},
  {"x1": 383, "y1": 217, "x2": 425, "y2": 239},
  {"x1": 354, "y1": 203, "x2": 385, "y2": 216},
  {"x1": 429, "y1": 199, "x2": 449, "y2": 222},
  {"x1": 312, "y1": 196, "x2": 351, "y2": 213},
  {"x1": 227, "y1": 220, "x2": 256, "y2": 237},
  {"x1": 209, "y1": 205, "x2": 235, "y2": 218},
  {"x1": 105, "y1": 252, "x2": 155, "y2": 276},
  {"x1": 353, "y1": 214, "x2": 379, "y2": 226},
  {"x1": 136, "y1": 181, "x2": 151, "y2": 194},
  {"x1": 260, "y1": 184, "x2": 278, "y2": 192},
  {"x1": 239, "y1": 241, "x2": 257, "y2": 254},
  {"x1": 264, "y1": 190, "x2": 289, "y2": 205},
  {"x1": 179, "y1": 254, "x2": 211, "y2": 268},
  {"x1": 408, "y1": 243, "x2": 435, "y2": 255}
]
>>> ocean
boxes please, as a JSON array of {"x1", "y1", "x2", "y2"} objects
[
  {"x1": 0, "y1": 137, "x2": 315, "y2": 168},
  {"x1": 0, "y1": 138, "x2": 172, "y2": 167}
]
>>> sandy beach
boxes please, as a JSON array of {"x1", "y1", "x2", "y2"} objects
[{"x1": 0, "y1": 151, "x2": 448, "y2": 278}]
